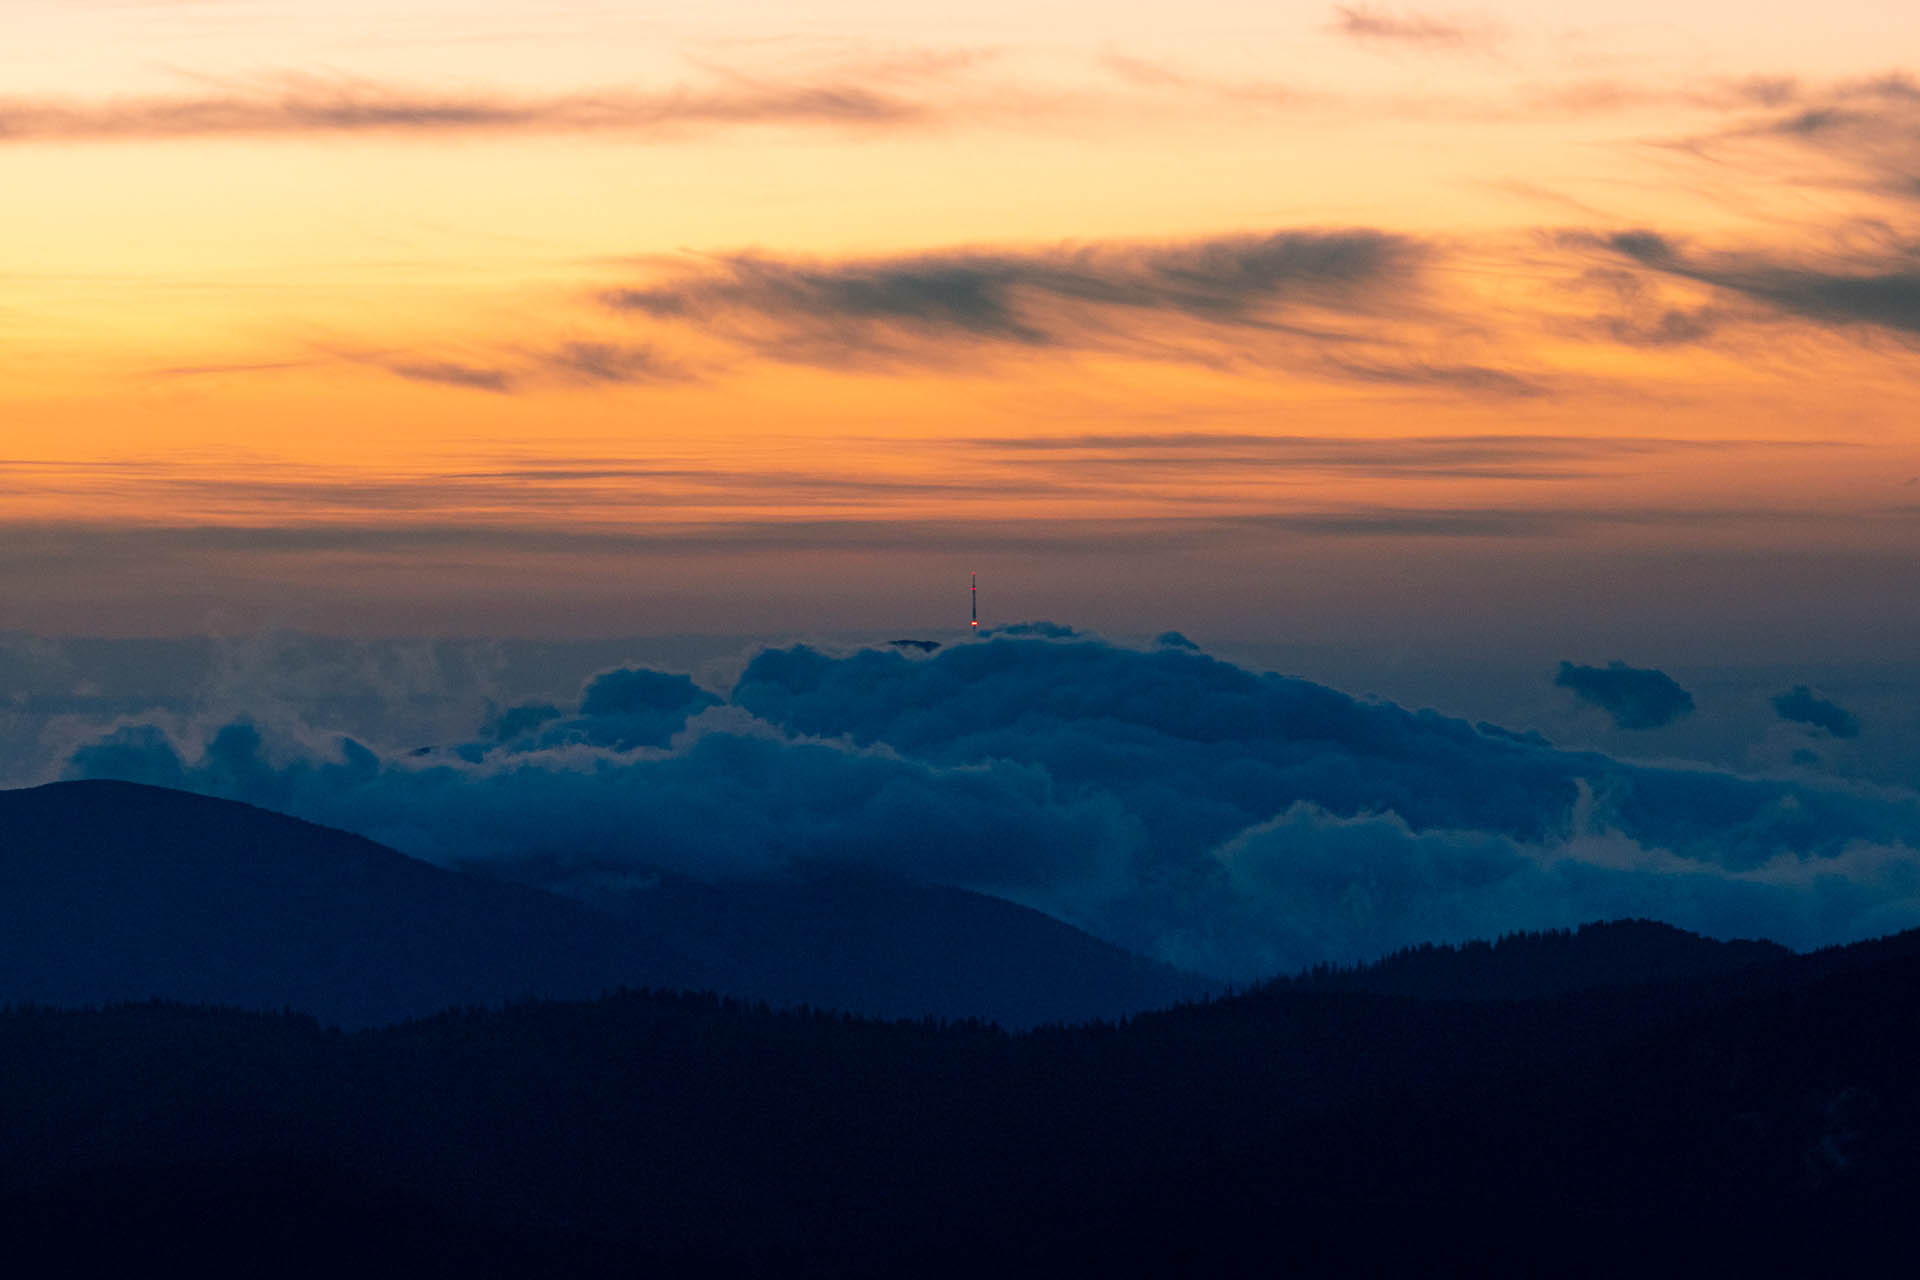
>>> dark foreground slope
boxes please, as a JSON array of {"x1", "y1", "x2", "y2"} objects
[
  {"x1": 3, "y1": 927, "x2": 1916, "y2": 1276},
  {"x1": 0, "y1": 780, "x2": 1209, "y2": 1027}
]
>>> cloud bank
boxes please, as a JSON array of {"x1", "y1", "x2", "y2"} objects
[{"x1": 54, "y1": 635, "x2": 1920, "y2": 980}]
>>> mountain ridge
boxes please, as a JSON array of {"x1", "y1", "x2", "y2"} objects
[{"x1": 0, "y1": 778, "x2": 1209, "y2": 1028}]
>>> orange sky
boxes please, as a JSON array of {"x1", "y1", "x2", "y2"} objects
[{"x1": 4, "y1": 1, "x2": 1919, "y2": 653}]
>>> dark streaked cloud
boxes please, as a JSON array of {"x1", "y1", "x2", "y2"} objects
[
  {"x1": 373, "y1": 342, "x2": 688, "y2": 394},
  {"x1": 0, "y1": 78, "x2": 925, "y2": 144},
  {"x1": 609, "y1": 230, "x2": 1416, "y2": 337},
  {"x1": 542, "y1": 341, "x2": 686, "y2": 386},
  {"x1": 1556, "y1": 660, "x2": 1695, "y2": 730},
  {"x1": 151, "y1": 359, "x2": 320, "y2": 379},
  {"x1": 1561, "y1": 265, "x2": 1732, "y2": 348},
  {"x1": 1591, "y1": 307, "x2": 1726, "y2": 348},
  {"x1": 1731, "y1": 264, "x2": 1920, "y2": 336},
  {"x1": 1324, "y1": 358, "x2": 1546, "y2": 397},
  {"x1": 1773, "y1": 686, "x2": 1861, "y2": 739},
  {"x1": 602, "y1": 230, "x2": 1468, "y2": 381},
  {"x1": 386, "y1": 360, "x2": 516, "y2": 393},
  {"x1": 1575, "y1": 229, "x2": 1920, "y2": 341}
]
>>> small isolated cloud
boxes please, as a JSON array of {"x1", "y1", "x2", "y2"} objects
[
  {"x1": 1555, "y1": 660, "x2": 1695, "y2": 729},
  {"x1": 1330, "y1": 6, "x2": 1492, "y2": 49},
  {"x1": 1773, "y1": 686, "x2": 1861, "y2": 739}
]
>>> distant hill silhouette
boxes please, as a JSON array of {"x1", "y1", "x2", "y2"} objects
[
  {"x1": 486, "y1": 859, "x2": 1215, "y2": 1026},
  {"x1": 0, "y1": 780, "x2": 1209, "y2": 1028},
  {"x1": 0, "y1": 779, "x2": 705, "y2": 1026},
  {"x1": 1281, "y1": 918, "x2": 1793, "y2": 1001}
]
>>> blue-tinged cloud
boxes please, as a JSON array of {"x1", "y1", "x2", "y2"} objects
[
  {"x1": 1773, "y1": 685, "x2": 1861, "y2": 738},
  {"x1": 69, "y1": 708, "x2": 1136, "y2": 898},
  {"x1": 984, "y1": 621, "x2": 1080, "y2": 640},
  {"x1": 56, "y1": 636, "x2": 1920, "y2": 980},
  {"x1": 1555, "y1": 659, "x2": 1694, "y2": 729},
  {"x1": 1207, "y1": 805, "x2": 1920, "y2": 977},
  {"x1": 484, "y1": 703, "x2": 562, "y2": 742},
  {"x1": 468, "y1": 668, "x2": 722, "y2": 754}
]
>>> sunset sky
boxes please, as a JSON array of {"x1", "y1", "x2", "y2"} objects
[{"x1": 6, "y1": 1, "x2": 1919, "y2": 658}]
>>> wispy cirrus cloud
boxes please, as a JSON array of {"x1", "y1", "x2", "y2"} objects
[
  {"x1": 0, "y1": 76, "x2": 926, "y2": 144},
  {"x1": 958, "y1": 432, "x2": 1840, "y2": 480},
  {"x1": 1325, "y1": 358, "x2": 1545, "y2": 397},
  {"x1": 1, "y1": 435, "x2": 1857, "y2": 531},
  {"x1": 364, "y1": 341, "x2": 688, "y2": 394},
  {"x1": 541, "y1": 341, "x2": 688, "y2": 386},
  {"x1": 1671, "y1": 73, "x2": 1920, "y2": 205},
  {"x1": 6, "y1": 496, "x2": 1906, "y2": 570}
]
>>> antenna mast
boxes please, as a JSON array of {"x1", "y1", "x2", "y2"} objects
[{"x1": 971, "y1": 572, "x2": 978, "y2": 632}]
